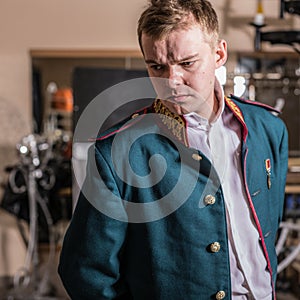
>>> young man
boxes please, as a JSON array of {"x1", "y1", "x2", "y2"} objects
[{"x1": 58, "y1": 1, "x2": 288, "y2": 299}]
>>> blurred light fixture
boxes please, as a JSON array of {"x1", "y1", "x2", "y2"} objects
[
  {"x1": 215, "y1": 66, "x2": 227, "y2": 86},
  {"x1": 234, "y1": 76, "x2": 247, "y2": 97}
]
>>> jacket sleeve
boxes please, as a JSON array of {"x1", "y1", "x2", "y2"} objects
[
  {"x1": 278, "y1": 121, "x2": 289, "y2": 223},
  {"x1": 58, "y1": 144, "x2": 128, "y2": 300}
]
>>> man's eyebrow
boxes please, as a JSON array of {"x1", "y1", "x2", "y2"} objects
[
  {"x1": 175, "y1": 54, "x2": 199, "y2": 63},
  {"x1": 145, "y1": 54, "x2": 199, "y2": 65},
  {"x1": 144, "y1": 59, "x2": 159, "y2": 64}
]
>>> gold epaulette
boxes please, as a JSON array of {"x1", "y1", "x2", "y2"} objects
[
  {"x1": 225, "y1": 96, "x2": 248, "y2": 141},
  {"x1": 225, "y1": 96, "x2": 246, "y2": 125},
  {"x1": 153, "y1": 99, "x2": 188, "y2": 146}
]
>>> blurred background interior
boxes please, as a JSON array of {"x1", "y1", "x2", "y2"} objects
[{"x1": 0, "y1": 0, "x2": 300, "y2": 299}]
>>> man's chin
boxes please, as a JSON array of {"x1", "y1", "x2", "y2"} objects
[{"x1": 160, "y1": 99, "x2": 189, "y2": 115}]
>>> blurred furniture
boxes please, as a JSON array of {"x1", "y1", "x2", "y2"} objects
[
  {"x1": 251, "y1": 0, "x2": 300, "y2": 52},
  {"x1": 276, "y1": 222, "x2": 300, "y2": 273},
  {"x1": 0, "y1": 209, "x2": 28, "y2": 278},
  {"x1": 234, "y1": 51, "x2": 300, "y2": 156},
  {"x1": 285, "y1": 158, "x2": 300, "y2": 218},
  {"x1": 276, "y1": 157, "x2": 300, "y2": 293}
]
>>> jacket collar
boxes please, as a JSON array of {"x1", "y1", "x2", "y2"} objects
[
  {"x1": 224, "y1": 96, "x2": 248, "y2": 142},
  {"x1": 152, "y1": 96, "x2": 249, "y2": 146},
  {"x1": 152, "y1": 99, "x2": 189, "y2": 147}
]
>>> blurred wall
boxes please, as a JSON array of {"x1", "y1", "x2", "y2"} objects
[{"x1": 0, "y1": 0, "x2": 146, "y2": 145}]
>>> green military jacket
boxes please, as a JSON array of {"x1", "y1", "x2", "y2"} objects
[{"x1": 58, "y1": 96, "x2": 288, "y2": 300}]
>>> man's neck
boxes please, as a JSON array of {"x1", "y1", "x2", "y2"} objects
[{"x1": 190, "y1": 84, "x2": 224, "y2": 123}]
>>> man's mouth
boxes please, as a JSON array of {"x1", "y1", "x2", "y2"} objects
[{"x1": 166, "y1": 94, "x2": 188, "y2": 103}]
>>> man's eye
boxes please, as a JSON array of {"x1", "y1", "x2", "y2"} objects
[
  {"x1": 150, "y1": 65, "x2": 163, "y2": 71},
  {"x1": 181, "y1": 61, "x2": 195, "y2": 67}
]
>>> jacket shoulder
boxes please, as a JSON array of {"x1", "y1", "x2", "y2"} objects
[
  {"x1": 228, "y1": 94, "x2": 281, "y2": 114},
  {"x1": 96, "y1": 104, "x2": 153, "y2": 142}
]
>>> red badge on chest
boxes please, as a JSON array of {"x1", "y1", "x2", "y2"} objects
[{"x1": 265, "y1": 159, "x2": 271, "y2": 189}]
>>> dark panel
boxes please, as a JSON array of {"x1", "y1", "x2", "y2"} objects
[{"x1": 72, "y1": 67, "x2": 155, "y2": 133}]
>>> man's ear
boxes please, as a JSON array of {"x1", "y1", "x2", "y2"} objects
[{"x1": 215, "y1": 39, "x2": 228, "y2": 68}]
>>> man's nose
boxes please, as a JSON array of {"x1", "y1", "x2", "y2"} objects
[{"x1": 167, "y1": 66, "x2": 183, "y2": 88}]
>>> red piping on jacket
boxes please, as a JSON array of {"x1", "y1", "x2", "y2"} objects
[
  {"x1": 226, "y1": 96, "x2": 276, "y2": 298},
  {"x1": 242, "y1": 148, "x2": 276, "y2": 299}
]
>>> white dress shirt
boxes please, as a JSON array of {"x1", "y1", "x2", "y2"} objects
[{"x1": 184, "y1": 79, "x2": 272, "y2": 299}]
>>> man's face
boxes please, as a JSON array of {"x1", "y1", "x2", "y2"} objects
[{"x1": 141, "y1": 24, "x2": 227, "y2": 116}]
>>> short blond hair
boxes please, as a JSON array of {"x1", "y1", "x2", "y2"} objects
[{"x1": 138, "y1": 0, "x2": 220, "y2": 51}]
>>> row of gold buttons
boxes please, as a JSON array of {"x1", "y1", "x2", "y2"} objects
[{"x1": 192, "y1": 153, "x2": 225, "y2": 299}]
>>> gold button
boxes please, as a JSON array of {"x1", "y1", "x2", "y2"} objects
[
  {"x1": 216, "y1": 290, "x2": 226, "y2": 300},
  {"x1": 131, "y1": 113, "x2": 139, "y2": 119},
  {"x1": 192, "y1": 153, "x2": 202, "y2": 161},
  {"x1": 210, "y1": 242, "x2": 221, "y2": 253},
  {"x1": 204, "y1": 194, "x2": 216, "y2": 205}
]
